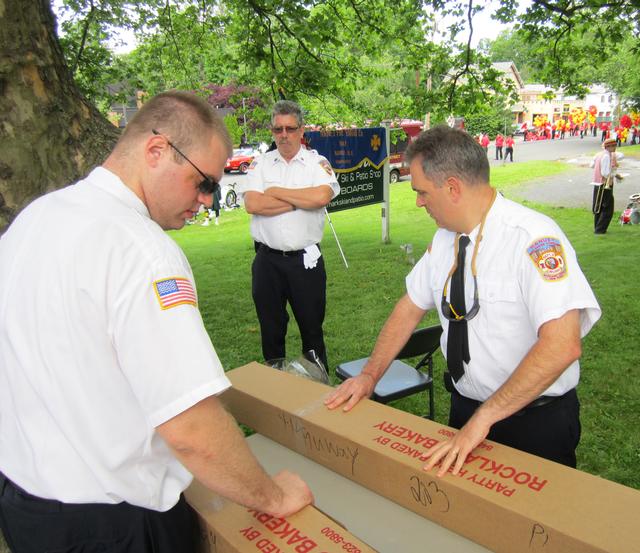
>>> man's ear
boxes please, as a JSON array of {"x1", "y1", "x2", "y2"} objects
[
  {"x1": 445, "y1": 176, "x2": 463, "y2": 201},
  {"x1": 146, "y1": 134, "x2": 167, "y2": 168}
]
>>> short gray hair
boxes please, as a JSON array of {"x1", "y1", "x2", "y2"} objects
[
  {"x1": 405, "y1": 125, "x2": 489, "y2": 187},
  {"x1": 271, "y1": 100, "x2": 304, "y2": 127}
]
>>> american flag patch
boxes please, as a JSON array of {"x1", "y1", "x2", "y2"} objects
[{"x1": 153, "y1": 277, "x2": 197, "y2": 310}]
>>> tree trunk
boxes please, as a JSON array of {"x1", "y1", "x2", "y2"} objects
[{"x1": 0, "y1": 0, "x2": 119, "y2": 233}]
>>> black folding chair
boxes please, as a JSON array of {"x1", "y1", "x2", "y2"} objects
[{"x1": 335, "y1": 324, "x2": 443, "y2": 419}]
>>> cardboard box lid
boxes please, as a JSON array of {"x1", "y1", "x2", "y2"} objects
[
  {"x1": 186, "y1": 479, "x2": 376, "y2": 553},
  {"x1": 222, "y1": 363, "x2": 640, "y2": 553}
]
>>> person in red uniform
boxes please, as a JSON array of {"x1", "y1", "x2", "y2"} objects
[
  {"x1": 480, "y1": 133, "x2": 490, "y2": 154},
  {"x1": 494, "y1": 134, "x2": 504, "y2": 160},
  {"x1": 505, "y1": 135, "x2": 515, "y2": 162}
]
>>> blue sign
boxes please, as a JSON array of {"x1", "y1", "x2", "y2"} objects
[{"x1": 306, "y1": 127, "x2": 387, "y2": 212}]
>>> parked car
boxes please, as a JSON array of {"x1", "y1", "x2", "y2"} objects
[
  {"x1": 224, "y1": 148, "x2": 259, "y2": 174},
  {"x1": 513, "y1": 123, "x2": 528, "y2": 136}
]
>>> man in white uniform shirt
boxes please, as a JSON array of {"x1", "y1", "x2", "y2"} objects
[
  {"x1": 326, "y1": 125, "x2": 600, "y2": 475},
  {"x1": 591, "y1": 137, "x2": 624, "y2": 234},
  {"x1": 0, "y1": 91, "x2": 312, "y2": 553},
  {"x1": 244, "y1": 100, "x2": 340, "y2": 371}
]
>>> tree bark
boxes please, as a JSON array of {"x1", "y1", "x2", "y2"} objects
[{"x1": 0, "y1": 0, "x2": 119, "y2": 233}]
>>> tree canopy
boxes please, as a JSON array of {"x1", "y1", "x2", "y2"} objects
[
  {"x1": 1, "y1": 0, "x2": 639, "y2": 230},
  {"x1": 54, "y1": 0, "x2": 640, "y2": 124}
]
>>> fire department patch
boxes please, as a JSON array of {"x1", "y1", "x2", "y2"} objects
[
  {"x1": 527, "y1": 237, "x2": 567, "y2": 281},
  {"x1": 319, "y1": 159, "x2": 334, "y2": 176}
]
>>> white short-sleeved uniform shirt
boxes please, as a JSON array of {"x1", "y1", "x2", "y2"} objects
[
  {"x1": 244, "y1": 147, "x2": 340, "y2": 251},
  {"x1": 406, "y1": 193, "x2": 601, "y2": 402},
  {"x1": 0, "y1": 167, "x2": 231, "y2": 511}
]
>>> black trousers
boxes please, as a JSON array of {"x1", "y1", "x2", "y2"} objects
[
  {"x1": 252, "y1": 245, "x2": 328, "y2": 370},
  {"x1": 448, "y1": 389, "x2": 581, "y2": 467},
  {"x1": 505, "y1": 147, "x2": 513, "y2": 161},
  {"x1": 0, "y1": 473, "x2": 198, "y2": 553},
  {"x1": 592, "y1": 185, "x2": 614, "y2": 234},
  {"x1": 495, "y1": 146, "x2": 503, "y2": 160}
]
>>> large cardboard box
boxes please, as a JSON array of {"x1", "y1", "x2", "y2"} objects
[
  {"x1": 222, "y1": 363, "x2": 640, "y2": 553},
  {"x1": 185, "y1": 479, "x2": 376, "y2": 553}
]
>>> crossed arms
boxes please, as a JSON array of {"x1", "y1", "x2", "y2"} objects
[{"x1": 244, "y1": 185, "x2": 334, "y2": 216}]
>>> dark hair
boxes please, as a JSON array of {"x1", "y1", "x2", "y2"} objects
[
  {"x1": 119, "y1": 90, "x2": 232, "y2": 158},
  {"x1": 271, "y1": 100, "x2": 303, "y2": 127},
  {"x1": 405, "y1": 125, "x2": 489, "y2": 187}
]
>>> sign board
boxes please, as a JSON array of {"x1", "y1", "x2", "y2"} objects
[{"x1": 306, "y1": 128, "x2": 388, "y2": 213}]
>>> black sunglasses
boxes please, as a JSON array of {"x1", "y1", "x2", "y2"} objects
[
  {"x1": 151, "y1": 129, "x2": 220, "y2": 195},
  {"x1": 441, "y1": 273, "x2": 480, "y2": 322},
  {"x1": 272, "y1": 125, "x2": 300, "y2": 134}
]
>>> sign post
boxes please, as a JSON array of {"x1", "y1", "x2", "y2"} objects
[{"x1": 381, "y1": 121, "x2": 390, "y2": 244}]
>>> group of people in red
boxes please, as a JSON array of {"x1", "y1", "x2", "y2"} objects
[
  {"x1": 475, "y1": 133, "x2": 515, "y2": 162},
  {"x1": 520, "y1": 120, "x2": 640, "y2": 145}
]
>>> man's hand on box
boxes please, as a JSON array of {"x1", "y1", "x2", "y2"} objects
[
  {"x1": 269, "y1": 470, "x2": 314, "y2": 518},
  {"x1": 324, "y1": 374, "x2": 375, "y2": 412},
  {"x1": 422, "y1": 412, "x2": 491, "y2": 477}
]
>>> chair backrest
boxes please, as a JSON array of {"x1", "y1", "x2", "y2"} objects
[{"x1": 396, "y1": 325, "x2": 443, "y2": 360}]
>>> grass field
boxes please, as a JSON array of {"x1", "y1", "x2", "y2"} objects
[
  {"x1": 171, "y1": 159, "x2": 639, "y2": 490},
  {"x1": 1, "y1": 159, "x2": 638, "y2": 552}
]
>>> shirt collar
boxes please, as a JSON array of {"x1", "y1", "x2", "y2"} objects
[
  {"x1": 465, "y1": 189, "x2": 503, "y2": 245},
  {"x1": 86, "y1": 167, "x2": 150, "y2": 218},
  {"x1": 271, "y1": 146, "x2": 311, "y2": 165}
]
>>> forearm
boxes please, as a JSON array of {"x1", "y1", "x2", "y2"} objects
[
  {"x1": 324, "y1": 294, "x2": 426, "y2": 411},
  {"x1": 422, "y1": 310, "x2": 582, "y2": 476},
  {"x1": 157, "y1": 397, "x2": 283, "y2": 514},
  {"x1": 244, "y1": 191, "x2": 294, "y2": 216},
  {"x1": 362, "y1": 294, "x2": 426, "y2": 382},
  {"x1": 265, "y1": 185, "x2": 333, "y2": 210}
]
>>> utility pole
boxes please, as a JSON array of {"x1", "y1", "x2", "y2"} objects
[{"x1": 242, "y1": 97, "x2": 248, "y2": 144}]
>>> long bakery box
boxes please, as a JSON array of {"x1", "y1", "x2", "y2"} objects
[
  {"x1": 221, "y1": 362, "x2": 640, "y2": 553},
  {"x1": 185, "y1": 479, "x2": 375, "y2": 553}
]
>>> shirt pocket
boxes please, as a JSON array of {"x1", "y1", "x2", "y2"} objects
[{"x1": 477, "y1": 277, "x2": 525, "y2": 339}]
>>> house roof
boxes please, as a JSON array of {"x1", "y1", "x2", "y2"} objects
[{"x1": 491, "y1": 62, "x2": 525, "y2": 89}]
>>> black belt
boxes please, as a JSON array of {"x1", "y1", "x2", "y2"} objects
[
  {"x1": 258, "y1": 243, "x2": 316, "y2": 257},
  {"x1": 448, "y1": 380, "x2": 574, "y2": 417}
]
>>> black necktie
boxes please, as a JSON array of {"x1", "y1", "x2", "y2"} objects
[{"x1": 447, "y1": 235, "x2": 471, "y2": 382}]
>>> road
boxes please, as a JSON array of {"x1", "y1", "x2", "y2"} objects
[{"x1": 221, "y1": 135, "x2": 640, "y2": 211}]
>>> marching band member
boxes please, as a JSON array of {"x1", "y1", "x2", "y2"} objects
[{"x1": 591, "y1": 137, "x2": 624, "y2": 234}]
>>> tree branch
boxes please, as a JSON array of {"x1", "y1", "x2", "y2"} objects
[
  {"x1": 163, "y1": 0, "x2": 197, "y2": 89},
  {"x1": 71, "y1": 0, "x2": 95, "y2": 74},
  {"x1": 448, "y1": 0, "x2": 475, "y2": 111}
]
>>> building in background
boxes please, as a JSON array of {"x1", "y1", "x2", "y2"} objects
[{"x1": 491, "y1": 62, "x2": 619, "y2": 129}]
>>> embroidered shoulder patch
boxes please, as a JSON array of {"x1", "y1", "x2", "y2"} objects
[
  {"x1": 153, "y1": 277, "x2": 197, "y2": 310},
  {"x1": 319, "y1": 159, "x2": 334, "y2": 176},
  {"x1": 527, "y1": 237, "x2": 568, "y2": 281}
]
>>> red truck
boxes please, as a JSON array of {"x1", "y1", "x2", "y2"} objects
[{"x1": 389, "y1": 122, "x2": 424, "y2": 183}]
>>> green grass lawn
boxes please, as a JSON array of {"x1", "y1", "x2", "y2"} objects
[
  {"x1": 620, "y1": 143, "x2": 640, "y2": 158},
  {"x1": 171, "y1": 159, "x2": 640, "y2": 490}
]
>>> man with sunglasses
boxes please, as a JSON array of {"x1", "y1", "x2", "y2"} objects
[
  {"x1": 0, "y1": 91, "x2": 312, "y2": 553},
  {"x1": 326, "y1": 125, "x2": 600, "y2": 475},
  {"x1": 244, "y1": 100, "x2": 340, "y2": 372}
]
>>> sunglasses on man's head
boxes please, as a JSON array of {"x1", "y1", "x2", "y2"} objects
[{"x1": 151, "y1": 129, "x2": 220, "y2": 195}]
